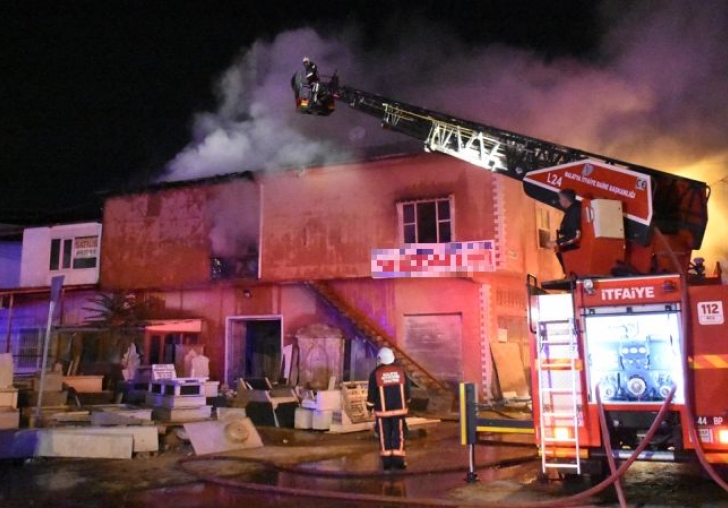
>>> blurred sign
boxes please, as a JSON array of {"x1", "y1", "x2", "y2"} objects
[
  {"x1": 371, "y1": 241, "x2": 496, "y2": 278},
  {"x1": 74, "y1": 236, "x2": 98, "y2": 259}
]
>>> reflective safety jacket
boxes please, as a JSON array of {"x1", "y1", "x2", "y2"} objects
[{"x1": 366, "y1": 363, "x2": 411, "y2": 417}]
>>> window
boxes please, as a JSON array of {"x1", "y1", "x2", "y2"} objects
[
  {"x1": 536, "y1": 206, "x2": 552, "y2": 249},
  {"x1": 398, "y1": 197, "x2": 453, "y2": 244},
  {"x1": 14, "y1": 328, "x2": 43, "y2": 372},
  {"x1": 50, "y1": 235, "x2": 99, "y2": 270}
]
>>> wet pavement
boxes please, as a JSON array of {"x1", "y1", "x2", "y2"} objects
[{"x1": 1, "y1": 421, "x2": 728, "y2": 507}]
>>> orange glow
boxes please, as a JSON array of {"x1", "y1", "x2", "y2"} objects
[
  {"x1": 554, "y1": 427, "x2": 571, "y2": 441},
  {"x1": 718, "y1": 429, "x2": 728, "y2": 445}
]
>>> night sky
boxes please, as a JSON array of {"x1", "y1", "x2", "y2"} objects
[
  {"x1": 2, "y1": 0, "x2": 726, "y2": 253},
  {"x1": 1, "y1": 1, "x2": 600, "y2": 224}
]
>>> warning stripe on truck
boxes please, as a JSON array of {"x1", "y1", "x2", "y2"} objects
[{"x1": 689, "y1": 354, "x2": 728, "y2": 369}]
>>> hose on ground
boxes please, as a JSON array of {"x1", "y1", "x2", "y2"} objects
[{"x1": 179, "y1": 389, "x2": 675, "y2": 508}]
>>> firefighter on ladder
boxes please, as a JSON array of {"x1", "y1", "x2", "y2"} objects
[
  {"x1": 302, "y1": 56, "x2": 320, "y2": 103},
  {"x1": 367, "y1": 347, "x2": 411, "y2": 470}
]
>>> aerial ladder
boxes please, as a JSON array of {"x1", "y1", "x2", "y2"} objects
[
  {"x1": 294, "y1": 71, "x2": 724, "y2": 476},
  {"x1": 325, "y1": 84, "x2": 709, "y2": 278}
]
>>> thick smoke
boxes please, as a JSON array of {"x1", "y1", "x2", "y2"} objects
[{"x1": 163, "y1": 0, "x2": 728, "y2": 260}]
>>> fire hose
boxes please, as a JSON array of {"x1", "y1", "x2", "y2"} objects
[{"x1": 178, "y1": 387, "x2": 678, "y2": 508}]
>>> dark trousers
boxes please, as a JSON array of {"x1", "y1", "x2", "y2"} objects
[{"x1": 377, "y1": 416, "x2": 406, "y2": 469}]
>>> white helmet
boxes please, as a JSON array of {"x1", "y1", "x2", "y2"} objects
[
  {"x1": 377, "y1": 347, "x2": 395, "y2": 365},
  {"x1": 302, "y1": 56, "x2": 310, "y2": 64}
]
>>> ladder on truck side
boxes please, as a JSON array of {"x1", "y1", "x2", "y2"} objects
[{"x1": 536, "y1": 316, "x2": 582, "y2": 474}]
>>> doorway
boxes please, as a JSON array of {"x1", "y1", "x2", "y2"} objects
[{"x1": 225, "y1": 315, "x2": 282, "y2": 388}]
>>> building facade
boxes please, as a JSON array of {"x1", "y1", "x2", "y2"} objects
[{"x1": 100, "y1": 153, "x2": 563, "y2": 399}]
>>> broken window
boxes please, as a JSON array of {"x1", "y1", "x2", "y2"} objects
[{"x1": 398, "y1": 196, "x2": 454, "y2": 244}]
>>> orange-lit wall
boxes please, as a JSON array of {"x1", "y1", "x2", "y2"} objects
[{"x1": 101, "y1": 179, "x2": 259, "y2": 289}]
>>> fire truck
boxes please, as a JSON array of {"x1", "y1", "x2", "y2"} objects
[{"x1": 294, "y1": 72, "x2": 728, "y2": 477}]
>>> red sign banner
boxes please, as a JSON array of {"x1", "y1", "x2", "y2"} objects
[
  {"x1": 523, "y1": 159, "x2": 653, "y2": 226},
  {"x1": 578, "y1": 275, "x2": 681, "y2": 307}
]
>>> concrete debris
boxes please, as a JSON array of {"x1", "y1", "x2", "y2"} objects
[{"x1": 184, "y1": 417, "x2": 263, "y2": 455}]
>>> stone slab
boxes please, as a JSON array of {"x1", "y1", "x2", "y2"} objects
[
  {"x1": 63, "y1": 375, "x2": 104, "y2": 393},
  {"x1": 0, "y1": 353, "x2": 13, "y2": 388},
  {"x1": 90, "y1": 405, "x2": 153, "y2": 426},
  {"x1": 184, "y1": 418, "x2": 263, "y2": 456},
  {"x1": 37, "y1": 430, "x2": 133, "y2": 459},
  {"x1": 153, "y1": 405, "x2": 212, "y2": 423}
]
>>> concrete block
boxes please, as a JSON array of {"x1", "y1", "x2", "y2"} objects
[
  {"x1": 0, "y1": 353, "x2": 13, "y2": 388},
  {"x1": 315, "y1": 390, "x2": 342, "y2": 411},
  {"x1": 81, "y1": 426, "x2": 159, "y2": 453},
  {"x1": 204, "y1": 381, "x2": 220, "y2": 397},
  {"x1": 37, "y1": 430, "x2": 133, "y2": 459},
  {"x1": 149, "y1": 378, "x2": 205, "y2": 396},
  {"x1": 0, "y1": 388, "x2": 18, "y2": 409},
  {"x1": 294, "y1": 407, "x2": 313, "y2": 429},
  {"x1": 0, "y1": 408, "x2": 20, "y2": 430},
  {"x1": 312, "y1": 410, "x2": 333, "y2": 430},
  {"x1": 145, "y1": 393, "x2": 207, "y2": 408},
  {"x1": 216, "y1": 407, "x2": 246, "y2": 421},
  {"x1": 184, "y1": 418, "x2": 263, "y2": 456}
]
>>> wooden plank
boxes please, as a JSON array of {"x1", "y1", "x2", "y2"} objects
[{"x1": 491, "y1": 342, "x2": 529, "y2": 398}]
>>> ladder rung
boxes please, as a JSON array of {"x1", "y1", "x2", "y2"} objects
[
  {"x1": 543, "y1": 463, "x2": 580, "y2": 469},
  {"x1": 541, "y1": 388, "x2": 576, "y2": 394},
  {"x1": 542, "y1": 411, "x2": 577, "y2": 417},
  {"x1": 543, "y1": 437, "x2": 578, "y2": 443}
]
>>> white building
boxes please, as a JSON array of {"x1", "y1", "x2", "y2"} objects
[{"x1": 19, "y1": 223, "x2": 102, "y2": 287}]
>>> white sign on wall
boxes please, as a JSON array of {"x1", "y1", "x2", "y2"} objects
[{"x1": 697, "y1": 301, "x2": 724, "y2": 325}]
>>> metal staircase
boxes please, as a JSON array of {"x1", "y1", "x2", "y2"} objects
[
  {"x1": 305, "y1": 281, "x2": 454, "y2": 410},
  {"x1": 536, "y1": 317, "x2": 582, "y2": 474}
]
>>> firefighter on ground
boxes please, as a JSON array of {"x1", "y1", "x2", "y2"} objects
[
  {"x1": 546, "y1": 188, "x2": 582, "y2": 273},
  {"x1": 302, "y1": 57, "x2": 320, "y2": 102},
  {"x1": 367, "y1": 347, "x2": 411, "y2": 470}
]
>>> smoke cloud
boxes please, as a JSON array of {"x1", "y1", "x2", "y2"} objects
[{"x1": 163, "y1": 0, "x2": 728, "y2": 259}]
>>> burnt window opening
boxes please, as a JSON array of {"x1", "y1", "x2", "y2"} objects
[
  {"x1": 398, "y1": 197, "x2": 454, "y2": 244},
  {"x1": 210, "y1": 254, "x2": 259, "y2": 280}
]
